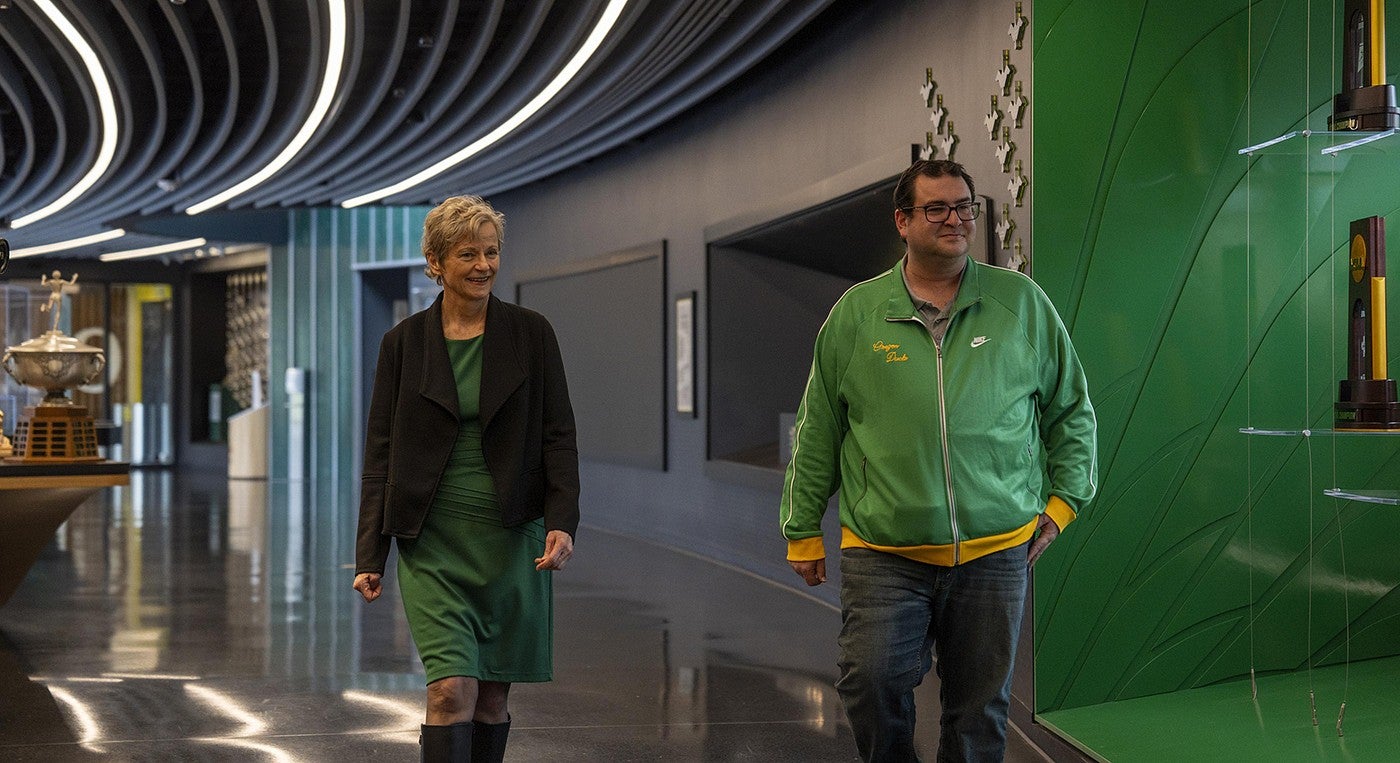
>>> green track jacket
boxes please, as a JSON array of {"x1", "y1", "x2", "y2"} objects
[{"x1": 780, "y1": 259, "x2": 1097, "y2": 566}]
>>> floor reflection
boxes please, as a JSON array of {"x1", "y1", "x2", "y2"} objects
[{"x1": 0, "y1": 469, "x2": 964, "y2": 761}]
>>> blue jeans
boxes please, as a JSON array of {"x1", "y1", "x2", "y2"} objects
[{"x1": 836, "y1": 544, "x2": 1028, "y2": 763}]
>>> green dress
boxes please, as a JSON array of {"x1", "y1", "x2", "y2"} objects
[{"x1": 397, "y1": 335, "x2": 552, "y2": 684}]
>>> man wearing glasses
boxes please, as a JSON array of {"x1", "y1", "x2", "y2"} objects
[{"x1": 780, "y1": 159, "x2": 1097, "y2": 761}]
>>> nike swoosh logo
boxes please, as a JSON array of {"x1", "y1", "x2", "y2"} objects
[{"x1": 970, "y1": 336, "x2": 990, "y2": 348}]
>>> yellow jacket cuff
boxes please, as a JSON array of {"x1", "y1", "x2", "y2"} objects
[
  {"x1": 1045, "y1": 494, "x2": 1077, "y2": 531},
  {"x1": 786, "y1": 536, "x2": 825, "y2": 562}
]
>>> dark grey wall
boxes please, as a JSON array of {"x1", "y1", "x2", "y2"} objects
[
  {"x1": 708, "y1": 247, "x2": 852, "y2": 466},
  {"x1": 517, "y1": 246, "x2": 666, "y2": 471},
  {"x1": 486, "y1": 0, "x2": 1030, "y2": 594}
]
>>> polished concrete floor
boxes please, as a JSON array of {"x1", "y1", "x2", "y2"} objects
[{"x1": 0, "y1": 471, "x2": 1049, "y2": 761}]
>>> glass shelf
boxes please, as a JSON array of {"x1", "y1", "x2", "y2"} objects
[
  {"x1": 1239, "y1": 426, "x2": 1400, "y2": 437},
  {"x1": 1239, "y1": 426, "x2": 1306, "y2": 436},
  {"x1": 1240, "y1": 431, "x2": 1397, "y2": 505},
  {"x1": 1237, "y1": 128, "x2": 1399, "y2": 156},
  {"x1": 1323, "y1": 488, "x2": 1399, "y2": 505}
]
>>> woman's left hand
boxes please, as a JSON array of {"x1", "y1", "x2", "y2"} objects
[{"x1": 535, "y1": 530, "x2": 574, "y2": 571}]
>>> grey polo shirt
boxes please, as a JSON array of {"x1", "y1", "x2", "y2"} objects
[{"x1": 900, "y1": 257, "x2": 965, "y2": 347}]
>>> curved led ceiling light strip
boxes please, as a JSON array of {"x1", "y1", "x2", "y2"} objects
[
  {"x1": 340, "y1": 0, "x2": 630, "y2": 208},
  {"x1": 8, "y1": 0, "x2": 120, "y2": 230},
  {"x1": 183, "y1": 0, "x2": 348, "y2": 215},
  {"x1": 10, "y1": 228, "x2": 126, "y2": 258},
  {"x1": 99, "y1": 237, "x2": 206, "y2": 262}
]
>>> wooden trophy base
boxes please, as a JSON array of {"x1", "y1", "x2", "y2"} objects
[{"x1": 7, "y1": 404, "x2": 101, "y2": 462}]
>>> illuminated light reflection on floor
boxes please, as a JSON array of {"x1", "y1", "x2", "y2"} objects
[{"x1": 0, "y1": 471, "x2": 1043, "y2": 760}]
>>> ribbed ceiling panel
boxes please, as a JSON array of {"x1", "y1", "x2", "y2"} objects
[{"x1": 0, "y1": 0, "x2": 836, "y2": 257}]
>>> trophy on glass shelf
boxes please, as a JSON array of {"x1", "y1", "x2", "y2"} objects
[
  {"x1": 1330, "y1": 0, "x2": 1400, "y2": 131},
  {"x1": 1336, "y1": 216, "x2": 1400, "y2": 430},
  {"x1": 1, "y1": 271, "x2": 107, "y2": 461}
]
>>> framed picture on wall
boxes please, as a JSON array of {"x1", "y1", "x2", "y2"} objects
[{"x1": 675, "y1": 291, "x2": 696, "y2": 417}]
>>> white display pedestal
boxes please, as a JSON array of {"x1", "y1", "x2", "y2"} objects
[{"x1": 227, "y1": 404, "x2": 269, "y2": 479}]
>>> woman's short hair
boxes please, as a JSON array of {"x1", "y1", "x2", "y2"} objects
[{"x1": 422, "y1": 195, "x2": 506, "y2": 283}]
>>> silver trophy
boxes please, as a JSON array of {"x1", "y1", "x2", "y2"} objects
[{"x1": 2, "y1": 272, "x2": 106, "y2": 460}]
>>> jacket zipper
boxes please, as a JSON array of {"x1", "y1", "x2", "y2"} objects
[
  {"x1": 889, "y1": 314, "x2": 961, "y2": 564},
  {"x1": 934, "y1": 340, "x2": 961, "y2": 565}
]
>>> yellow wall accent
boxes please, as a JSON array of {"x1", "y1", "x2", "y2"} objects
[{"x1": 123, "y1": 285, "x2": 172, "y2": 404}]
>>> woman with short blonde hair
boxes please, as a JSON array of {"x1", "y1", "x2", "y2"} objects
[{"x1": 355, "y1": 195, "x2": 579, "y2": 762}]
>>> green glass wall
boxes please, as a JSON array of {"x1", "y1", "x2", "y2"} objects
[
  {"x1": 268, "y1": 207, "x2": 429, "y2": 520},
  {"x1": 1033, "y1": 0, "x2": 1400, "y2": 712}
]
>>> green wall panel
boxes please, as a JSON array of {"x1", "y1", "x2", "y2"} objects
[
  {"x1": 268, "y1": 205, "x2": 431, "y2": 567},
  {"x1": 1034, "y1": 0, "x2": 1400, "y2": 713},
  {"x1": 269, "y1": 227, "x2": 290, "y2": 482}
]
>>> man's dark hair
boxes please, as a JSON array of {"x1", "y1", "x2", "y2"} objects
[{"x1": 893, "y1": 159, "x2": 976, "y2": 211}]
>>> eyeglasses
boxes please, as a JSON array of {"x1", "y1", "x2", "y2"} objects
[{"x1": 904, "y1": 201, "x2": 981, "y2": 223}]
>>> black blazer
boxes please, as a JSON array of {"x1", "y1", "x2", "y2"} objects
[{"x1": 355, "y1": 293, "x2": 580, "y2": 575}]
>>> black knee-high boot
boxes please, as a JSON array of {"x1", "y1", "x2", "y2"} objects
[
  {"x1": 421, "y1": 722, "x2": 473, "y2": 762},
  {"x1": 470, "y1": 718, "x2": 510, "y2": 763}
]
